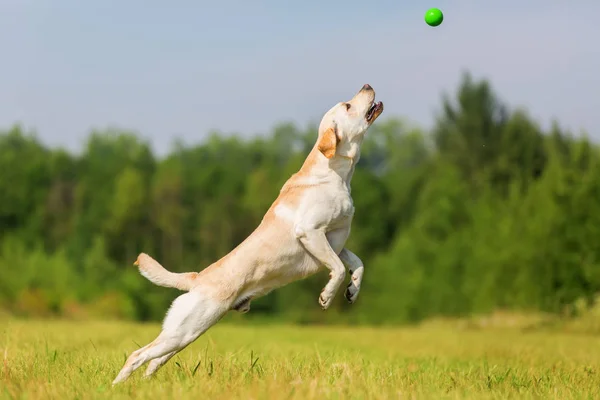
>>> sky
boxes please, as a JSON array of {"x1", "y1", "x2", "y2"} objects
[{"x1": 1, "y1": 0, "x2": 598, "y2": 155}]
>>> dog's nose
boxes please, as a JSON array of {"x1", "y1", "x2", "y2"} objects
[{"x1": 362, "y1": 84, "x2": 373, "y2": 91}]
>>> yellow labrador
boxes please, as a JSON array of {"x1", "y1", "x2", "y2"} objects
[{"x1": 112, "y1": 84, "x2": 384, "y2": 384}]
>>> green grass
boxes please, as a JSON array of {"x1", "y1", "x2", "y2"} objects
[{"x1": 2, "y1": 317, "x2": 600, "y2": 399}]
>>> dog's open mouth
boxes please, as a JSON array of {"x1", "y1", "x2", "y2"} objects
[{"x1": 366, "y1": 101, "x2": 383, "y2": 123}]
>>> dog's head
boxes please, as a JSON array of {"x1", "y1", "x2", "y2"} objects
[{"x1": 316, "y1": 84, "x2": 384, "y2": 159}]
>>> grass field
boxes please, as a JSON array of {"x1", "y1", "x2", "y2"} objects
[{"x1": 2, "y1": 316, "x2": 600, "y2": 399}]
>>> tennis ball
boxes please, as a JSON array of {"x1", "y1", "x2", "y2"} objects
[{"x1": 424, "y1": 8, "x2": 443, "y2": 27}]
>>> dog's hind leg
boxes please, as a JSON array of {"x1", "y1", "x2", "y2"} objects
[
  {"x1": 144, "y1": 351, "x2": 177, "y2": 378},
  {"x1": 231, "y1": 297, "x2": 251, "y2": 313},
  {"x1": 112, "y1": 290, "x2": 228, "y2": 385}
]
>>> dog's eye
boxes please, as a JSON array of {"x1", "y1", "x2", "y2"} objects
[{"x1": 345, "y1": 103, "x2": 351, "y2": 111}]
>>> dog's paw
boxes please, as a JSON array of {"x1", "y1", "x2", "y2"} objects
[
  {"x1": 344, "y1": 283, "x2": 359, "y2": 304},
  {"x1": 232, "y1": 298, "x2": 251, "y2": 313},
  {"x1": 237, "y1": 302, "x2": 250, "y2": 313},
  {"x1": 318, "y1": 292, "x2": 333, "y2": 310}
]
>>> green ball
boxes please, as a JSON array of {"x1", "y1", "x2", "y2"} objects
[{"x1": 424, "y1": 8, "x2": 443, "y2": 27}]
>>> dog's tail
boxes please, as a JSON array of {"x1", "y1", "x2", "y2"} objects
[{"x1": 134, "y1": 253, "x2": 198, "y2": 292}]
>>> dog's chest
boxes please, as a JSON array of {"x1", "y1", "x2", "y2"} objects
[{"x1": 326, "y1": 190, "x2": 355, "y2": 228}]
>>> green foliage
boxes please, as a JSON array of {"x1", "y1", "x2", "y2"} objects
[{"x1": 0, "y1": 72, "x2": 598, "y2": 323}]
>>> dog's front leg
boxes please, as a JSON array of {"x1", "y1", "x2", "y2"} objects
[
  {"x1": 295, "y1": 227, "x2": 346, "y2": 309},
  {"x1": 339, "y1": 248, "x2": 363, "y2": 304}
]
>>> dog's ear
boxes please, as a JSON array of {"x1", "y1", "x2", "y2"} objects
[{"x1": 317, "y1": 126, "x2": 339, "y2": 159}]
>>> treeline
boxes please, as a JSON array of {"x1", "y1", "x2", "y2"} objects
[{"x1": 1, "y1": 72, "x2": 599, "y2": 324}]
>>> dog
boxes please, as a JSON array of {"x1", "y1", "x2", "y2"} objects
[{"x1": 112, "y1": 84, "x2": 384, "y2": 384}]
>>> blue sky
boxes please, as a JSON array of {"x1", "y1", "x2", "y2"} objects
[{"x1": 1, "y1": 0, "x2": 598, "y2": 155}]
